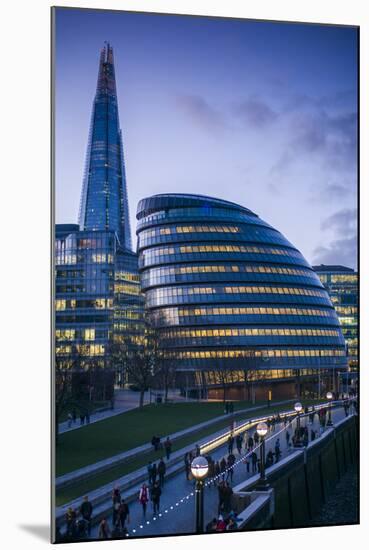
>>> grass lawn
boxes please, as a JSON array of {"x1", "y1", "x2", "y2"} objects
[
  {"x1": 55, "y1": 399, "x2": 318, "y2": 505},
  {"x1": 56, "y1": 400, "x2": 271, "y2": 476}
]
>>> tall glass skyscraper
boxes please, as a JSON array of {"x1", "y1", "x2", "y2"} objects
[
  {"x1": 79, "y1": 43, "x2": 132, "y2": 250},
  {"x1": 136, "y1": 194, "x2": 347, "y2": 400},
  {"x1": 55, "y1": 44, "x2": 142, "y2": 400}
]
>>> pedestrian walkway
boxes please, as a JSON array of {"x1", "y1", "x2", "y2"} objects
[
  {"x1": 87, "y1": 405, "x2": 349, "y2": 539},
  {"x1": 57, "y1": 401, "x2": 354, "y2": 540},
  {"x1": 57, "y1": 399, "x2": 295, "y2": 487}
]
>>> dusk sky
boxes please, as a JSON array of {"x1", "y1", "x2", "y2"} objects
[{"x1": 55, "y1": 8, "x2": 358, "y2": 269}]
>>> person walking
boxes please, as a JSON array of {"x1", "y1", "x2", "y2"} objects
[
  {"x1": 164, "y1": 437, "x2": 172, "y2": 460},
  {"x1": 139, "y1": 483, "x2": 150, "y2": 518},
  {"x1": 65, "y1": 507, "x2": 77, "y2": 539},
  {"x1": 216, "y1": 515, "x2": 227, "y2": 532},
  {"x1": 116, "y1": 499, "x2": 130, "y2": 531},
  {"x1": 222, "y1": 482, "x2": 234, "y2": 514},
  {"x1": 207, "y1": 456, "x2": 215, "y2": 485},
  {"x1": 243, "y1": 454, "x2": 250, "y2": 473},
  {"x1": 151, "y1": 481, "x2": 162, "y2": 516},
  {"x1": 286, "y1": 429, "x2": 291, "y2": 447},
  {"x1": 214, "y1": 460, "x2": 221, "y2": 482},
  {"x1": 251, "y1": 451, "x2": 258, "y2": 473},
  {"x1": 184, "y1": 453, "x2": 191, "y2": 480},
  {"x1": 217, "y1": 481, "x2": 226, "y2": 515},
  {"x1": 79, "y1": 496, "x2": 93, "y2": 536},
  {"x1": 67, "y1": 412, "x2": 73, "y2": 429},
  {"x1": 98, "y1": 518, "x2": 111, "y2": 540},
  {"x1": 206, "y1": 518, "x2": 218, "y2": 533},
  {"x1": 248, "y1": 435, "x2": 254, "y2": 451},
  {"x1": 147, "y1": 461, "x2": 154, "y2": 485},
  {"x1": 274, "y1": 439, "x2": 281, "y2": 462},
  {"x1": 266, "y1": 450, "x2": 274, "y2": 468},
  {"x1": 227, "y1": 435, "x2": 234, "y2": 454},
  {"x1": 236, "y1": 434, "x2": 243, "y2": 454},
  {"x1": 253, "y1": 430, "x2": 259, "y2": 446},
  {"x1": 157, "y1": 458, "x2": 166, "y2": 487},
  {"x1": 226, "y1": 453, "x2": 236, "y2": 483},
  {"x1": 112, "y1": 487, "x2": 122, "y2": 526},
  {"x1": 220, "y1": 457, "x2": 227, "y2": 481},
  {"x1": 151, "y1": 463, "x2": 157, "y2": 486}
]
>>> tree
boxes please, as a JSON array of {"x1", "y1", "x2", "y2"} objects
[
  {"x1": 150, "y1": 340, "x2": 178, "y2": 403},
  {"x1": 54, "y1": 346, "x2": 81, "y2": 444},
  {"x1": 109, "y1": 322, "x2": 160, "y2": 409}
]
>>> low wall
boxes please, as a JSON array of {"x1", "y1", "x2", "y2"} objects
[{"x1": 233, "y1": 414, "x2": 358, "y2": 530}]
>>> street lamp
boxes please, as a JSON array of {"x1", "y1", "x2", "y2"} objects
[
  {"x1": 191, "y1": 456, "x2": 209, "y2": 533},
  {"x1": 256, "y1": 422, "x2": 269, "y2": 489},
  {"x1": 294, "y1": 402, "x2": 303, "y2": 447},
  {"x1": 326, "y1": 391, "x2": 333, "y2": 426}
]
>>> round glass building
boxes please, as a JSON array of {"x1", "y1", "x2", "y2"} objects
[{"x1": 136, "y1": 194, "x2": 347, "y2": 400}]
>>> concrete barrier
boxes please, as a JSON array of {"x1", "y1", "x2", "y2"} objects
[{"x1": 231, "y1": 414, "x2": 358, "y2": 530}]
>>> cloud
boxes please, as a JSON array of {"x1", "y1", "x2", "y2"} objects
[
  {"x1": 175, "y1": 94, "x2": 225, "y2": 132},
  {"x1": 233, "y1": 97, "x2": 278, "y2": 128},
  {"x1": 312, "y1": 235, "x2": 357, "y2": 269},
  {"x1": 285, "y1": 89, "x2": 356, "y2": 112},
  {"x1": 321, "y1": 208, "x2": 357, "y2": 235},
  {"x1": 271, "y1": 108, "x2": 357, "y2": 179},
  {"x1": 313, "y1": 207, "x2": 357, "y2": 269}
]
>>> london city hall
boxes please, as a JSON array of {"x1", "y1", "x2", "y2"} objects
[{"x1": 136, "y1": 194, "x2": 347, "y2": 400}]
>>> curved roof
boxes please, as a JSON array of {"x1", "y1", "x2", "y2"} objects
[{"x1": 136, "y1": 193, "x2": 258, "y2": 220}]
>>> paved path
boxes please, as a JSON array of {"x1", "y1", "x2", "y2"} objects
[
  {"x1": 87, "y1": 405, "x2": 350, "y2": 539},
  {"x1": 57, "y1": 400, "x2": 294, "y2": 487}
]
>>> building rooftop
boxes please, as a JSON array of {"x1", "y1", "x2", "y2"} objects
[
  {"x1": 136, "y1": 193, "x2": 258, "y2": 220},
  {"x1": 312, "y1": 264, "x2": 355, "y2": 273}
]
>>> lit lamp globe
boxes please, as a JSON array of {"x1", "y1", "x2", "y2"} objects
[
  {"x1": 326, "y1": 391, "x2": 333, "y2": 400},
  {"x1": 190, "y1": 456, "x2": 209, "y2": 480},
  {"x1": 294, "y1": 402, "x2": 303, "y2": 413},
  {"x1": 256, "y1": 422, "x2": 268, "y2": 438}
]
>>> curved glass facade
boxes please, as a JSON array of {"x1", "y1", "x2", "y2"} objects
[{"x1": 136, "y1": 194, "x2": 347, "y2": 393}]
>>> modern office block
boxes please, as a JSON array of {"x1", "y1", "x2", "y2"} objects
[
  {"x1": 55, "y1": 44, "x2": 142, "y2": 399},
  {"x1": 313, "y1": 264, "x2": 358, "y2": 391},
  {"x1": 136, "y1": 194, "x2": 347, "y2": 399}
]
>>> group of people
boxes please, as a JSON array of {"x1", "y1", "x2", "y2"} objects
[
  {"x1": 206, "y1": 513, "x2": 239, "y2": 533},
  {"x1": 67, "y1": 408, "x2": 91, "y2": 428},
  {"x1": 151, "y1": 435, "x2": 173, "y2": 459},
  {"x1": 224, "y1": 401, "x2": 235, "y2": 414},
  {"x1": 59, "y1": 398, "x2": 357, "y2": 541}
]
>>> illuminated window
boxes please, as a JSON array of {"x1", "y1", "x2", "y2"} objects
[{"x1": 84, "y1": 329, "x2": 95, "y2": 341}]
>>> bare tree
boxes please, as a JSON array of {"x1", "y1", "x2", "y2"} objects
[
  {"x1": 109, "y1": 322, "x2": 160, "y2": 409},
  {"x1": 54, "y1": 346, "x2": 81, "y2": 444},
  {"x1": 154, "y1": 355, "x2": 177, "y2": 403}
]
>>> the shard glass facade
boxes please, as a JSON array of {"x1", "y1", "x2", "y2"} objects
[{"x1": 79, "y1": 42, "x2": 132, "y2": 250}]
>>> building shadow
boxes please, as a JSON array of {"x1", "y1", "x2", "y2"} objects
[{"x1": 18, "y1": 524, "x2": 49, "y2": 542}]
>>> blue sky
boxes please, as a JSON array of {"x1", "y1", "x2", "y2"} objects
[{"x1": 55, "y1": 8, "x2": 358, "y2": 268}]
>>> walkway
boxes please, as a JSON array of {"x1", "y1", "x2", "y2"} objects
[
  {"x1": 57, "y1": 399, "x2": 294, "y2": 487},
  {"x1": 86, "y1": 405, "x2": 350, "y2": 539}
]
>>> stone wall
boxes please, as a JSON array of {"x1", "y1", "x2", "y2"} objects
[{"x1": 234, "y1": 415, "x2": 358, "y2": 530}]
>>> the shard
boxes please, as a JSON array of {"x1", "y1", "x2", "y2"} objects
[{"x1": 79, "y1": 42, "x2": 132, "y2": 250}]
